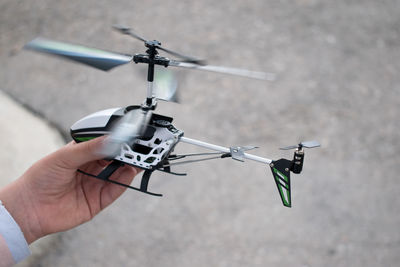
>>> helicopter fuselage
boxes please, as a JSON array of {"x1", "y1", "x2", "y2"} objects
[{"x1": 70, "y1": 106, "x2": 183, "y2": 170}]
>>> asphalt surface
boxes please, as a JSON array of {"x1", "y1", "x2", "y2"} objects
[{"x1": 1, "y1": 0, "x2": 400, "y2": 266}]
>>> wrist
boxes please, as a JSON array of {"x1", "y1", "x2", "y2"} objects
[{"x1": 0, "y1": 177, "x2": 43, "y2": 244}]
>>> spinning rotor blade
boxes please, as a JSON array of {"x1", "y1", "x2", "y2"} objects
[
  {"x1": 112, "y1": 24, "x2": 147, "y2": 42},
  {"x1": 280, "y1": 140, "x2": 321, "y2": 150},
  {"x1": 113, "y1": 25, "x2": 205, "y2": 65},
  {"x1": 24, "y1": 38, "x2": 133, "y2": 71},
  {"x1": 113, "y1": 25, "x2": 271, "y2": 79},
  {"x1": 300, "y1": 140, "x2": 321, "y2": 149},
  {"x1": 279, "y1": 145, "x2": 298, "y2": 150},
  {"x1": 102, "y1": 109, "x2": 152, "y2": 156},
  {"x1": 153, "y1": 68, "x2": 179, "y2": 102},
  {"x1": 157, "y1": 46, "x2": 206, "y2": 65},
  {"x1": 168, "y1": 60, "x2": 276, "y2": 81}
]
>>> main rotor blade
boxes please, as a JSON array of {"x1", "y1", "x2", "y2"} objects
[
  {"x1": 156, "y1": 46, "x2": 206, "y2": 65},
  {"x1": 112, "y1": 24, "x2": 147, "y2": 42},
  {"x1": 24, "y1": 38, "x2": 133, "y2": 71},
  {"x1": 168, "y1": 60, "x2": 276, "y2": 81},
  {"x1": 113, "y1": 25, "x2": 204, "y2": 64}
]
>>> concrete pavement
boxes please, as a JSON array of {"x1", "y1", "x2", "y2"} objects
[
  {"x1": 0, "y1": 90, "x2": 65, "y2": 266},
  {"x1": 1, "y1": 1, "x2": 400, "y2": 266}
]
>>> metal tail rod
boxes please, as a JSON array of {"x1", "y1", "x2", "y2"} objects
[{"x1": 179, "y1": 137, "x2": 272, "y2": 164}]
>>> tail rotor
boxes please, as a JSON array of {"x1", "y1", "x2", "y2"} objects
[{"x1": 270, "y1": 140, "x2": 320, "y2": 207}]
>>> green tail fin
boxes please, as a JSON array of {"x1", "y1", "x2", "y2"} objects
[{"x1": 270, "y1": 159, "x2": 292, "y2": 207}]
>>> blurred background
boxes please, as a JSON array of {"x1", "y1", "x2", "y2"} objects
[{"x1": 1, "y1": 0, "x2": 399, "y2": 266}]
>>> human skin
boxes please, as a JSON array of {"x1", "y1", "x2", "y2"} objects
[{"x1": 0, "y1": 137, "x2": 139, "y2": 244}]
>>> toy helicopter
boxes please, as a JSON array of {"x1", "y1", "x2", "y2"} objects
[{"x1": 24, "y1": 25, "x2": 320, "y2": 207}]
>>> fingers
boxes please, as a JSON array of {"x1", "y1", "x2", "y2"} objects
[{"x1": 54, "y1": 137, "x2": 108, "y2": 169}]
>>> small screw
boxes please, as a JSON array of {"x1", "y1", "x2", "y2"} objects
[
  {"x1": 285, "y1": 168, "x2": 289, "y2": 172},
  {"x1": 270, "y1": 163, "x2": 274, "y2": 167}
]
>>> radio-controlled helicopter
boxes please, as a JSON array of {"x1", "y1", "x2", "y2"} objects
[{"x1": 25, "y1": 25, "x2": 320, "y2": 207}]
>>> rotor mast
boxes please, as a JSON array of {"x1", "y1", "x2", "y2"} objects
[{"x1": 133, "y1": 40, "x2": 170, "y2": 107}]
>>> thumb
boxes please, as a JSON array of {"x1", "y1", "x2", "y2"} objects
[{"x1": 55, "y1": 136, "x2": 108, "y2": 169}]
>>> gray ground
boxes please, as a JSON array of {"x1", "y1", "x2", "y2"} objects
[{"x1": 1, "y1": 0, "x2": 400, "y2": 266}]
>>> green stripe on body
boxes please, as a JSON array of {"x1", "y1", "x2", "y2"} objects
[{"x1": 75, "y1": 136, "x2": 97, "y2": 142}]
